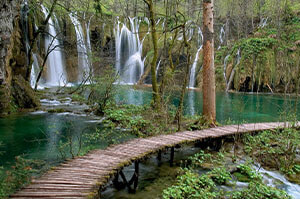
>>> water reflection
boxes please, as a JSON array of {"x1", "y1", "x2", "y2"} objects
[{"x1": 115, "y1": 88, "x2": 300, "y2": 123}]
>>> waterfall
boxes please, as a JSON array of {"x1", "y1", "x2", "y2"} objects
[
  {"x1": 85, "y1": 17, "x2": 92, "y2": 56},
  {"x1": 223, "y1": 54, "x2": 230, "y2": 84},
  {"x1": 69, "y1": 13, "x2": 90, "y2": 83},
  {"x1": 115, "y1": 17, "x2": 145, "y2": 84},
  {"x1": 218, "y1": 24, "x2": 226, "y2": 50},
  {"x1": 236, "y1": 48, "x2": 241, "y2": 65},
  {"x1": 189, "y1": 27, "x2": 203, "y2": 88},
  {"x1": 259, "y1": 17, "x2": 268, "y2": 28},
  {"x1": 226, "y1": 48, "x2": 241, "y2": 92},
  {"x1": 21, "y1": 0, "x2": 30, "y2": 71},
  {"x1": 30, "y1": 54, "x2": 39, "y2": 88},
  {"x1": 156, "y1": 60, "x2": 161, "y2": 76},
  {"x1": 41, "y1": 5, "x2": 67, "y2": 87},
  {"x1": 253, "y1": 164, "x2": 300, "y2": 199}
]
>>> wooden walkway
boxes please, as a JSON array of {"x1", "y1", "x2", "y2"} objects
[{"x1": 10, "y1": 122, "x2": 299, "y2": 198}]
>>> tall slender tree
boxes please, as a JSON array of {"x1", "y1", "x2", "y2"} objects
[
  {"x1": 202, "y1": 0, "x2": 216, "y2": 123},
  {"x1": 143, "y1": 0, "x2": 161, "y2": 110}
]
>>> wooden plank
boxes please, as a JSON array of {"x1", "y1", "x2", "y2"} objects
[
  {"x1": 11, "y1": 192, "x2": 87, "y2": 197},
  {"x1": 11, "y1": 122, "x2": 295, "y2": 199}
]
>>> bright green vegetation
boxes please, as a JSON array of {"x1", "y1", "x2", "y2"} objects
[
  {"x1": 0, "y1": 157, "x2": 44, "y2": 198},
  {"x1": 243, "y1": 127, "x2": 300, "y2": 183},
  {"x1": 162, "y1": 150, "x2": 292, "y2": 199},
  {"x1": 162, "y1": 126, "x2": 300, "y2": 199},
  {"x1": 1, "y1": 88, "x2": 300, "y2": 198},
  {"x1": 0, "y1": 113, "x2": 135, "y2": 198},
  {"x1": 216, "y1": 11, "x2": 300, "y2": 92}
]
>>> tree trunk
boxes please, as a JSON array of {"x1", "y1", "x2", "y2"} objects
[
  {"x1": 145, "y1": 0, "x2": 160, "y2": 110},
  {"x1": 175, "y1": 24, "x2": 191, "y2": 131},
  {"x1": 202, "y1": 0, "x2": 216, "y2": 123}
]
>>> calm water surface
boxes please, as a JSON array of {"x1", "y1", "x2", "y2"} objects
[
  {"x1": 117, "y1": 88, "x2": 300, "y2": 123},
  {"x1": 0, "y1": 88, "x2": 299, "y2": 170}
]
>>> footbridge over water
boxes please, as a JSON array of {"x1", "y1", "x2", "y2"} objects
[{"x1": 10, "y1": 122, "x2": 299, "y2": 199}]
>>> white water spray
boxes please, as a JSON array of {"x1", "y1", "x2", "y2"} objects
[
  {"x1": 223, "y1": 54, "x2": 230, "y2": 84},
  {"x1": 218, "y1": 24, "x2": 226, "y2": 49},
  {"x1": 189, "y1": 27, "x2": 203, "y2": 88},
  {"x1": 69, "y1": 13, "x2": 90, "y2": 83},
  {"x1": 115, "y1": 17, "x2": 146, "y2": 84},
  {"x1": 41, "y1": 5, "x2": 67, "y2": 87}
]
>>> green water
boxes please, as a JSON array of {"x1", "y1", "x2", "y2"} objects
[
  {"x1": 0, "y1": 112, "x2": 135, "y2": 169},
  {"x1": 0, "y1": 88, "x2": 299, "y2": 173},
  {"x1": 116, "y1": 88, "x2": 300, "y2": 123}
]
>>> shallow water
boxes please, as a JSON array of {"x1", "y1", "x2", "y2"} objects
[
  {"x1": 0, "y1": 112, "x2": 135, "y2": 169},
  {"x1": 116, "y1": 88, "x2": 300, "y2": 123},
  {"x1": 0, "y1": 88, "x2": 299, "y2": 196}
]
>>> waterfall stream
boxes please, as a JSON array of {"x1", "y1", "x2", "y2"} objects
[
  {"x1": 223, "y1": 54, "x2": 230, "y2": 84},
  {"x1": 253, "y1": 164, "x2": 300, "y2": 199},
  {"x1": 189, "y1": 27, "x2": 203, "y2": 88},
  {"x1": 69, "y1": 13, "x2": 90, "y2": 83},
  {"x1": 218, "y1": 24, "x2": 226, "y2": 49},
  {"x1": 41, "y1": 5, "x2": 67, "y2": 87},
  {"x1": 30, "y1": 54, "x2": 39, "y2": 88},
  {"x1": 115, "y1": 17, "x2": 146, "y2": 84},
  {"x1": 21, "y1": 0, "x2": 30, "y2": 72}
]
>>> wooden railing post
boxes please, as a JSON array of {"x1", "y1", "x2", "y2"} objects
[{"x1": 170, "y1": 147, "x2": 174, "y2": 167}]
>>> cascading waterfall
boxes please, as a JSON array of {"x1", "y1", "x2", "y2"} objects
[
  {"x1": 69, "y1": 13, "x2": 90, "y2": 83},
  {"x1": 41, "y1": 5, "x2": 67, "y2": 87},
  {"x1": 115, "y1": 17, "x2": 146, "y2": 84},
  {"x1": 85, "y1": 17, "x2": 92, "y2": 56},
  {"x1": 30, "y1": 54, "x2": 39, "y2": 88},
  {"x1": 253, "y1": 164, "x2": 300, "y2": 199},
  {"x1": 21, "y1": 0, "x2": 30, "y2": 72},
  {"x1": 259, "y1": 17, "x2": 268, "y2": 28},
  {"x1": 223, "y1": 54, "x2": 230, "y2": 84},
  {"x1": 189, "y1": 27, "x2": 203, "y2": 88},
  {"x1": 156, "y1": 60, "x2": 161, "y2": 75},
  {"x1": 226, "y1": 48, "x2": 241, "y2": 92},
  {"x1": 218, "y1": 24, "x2": 226, "y2": 49}
]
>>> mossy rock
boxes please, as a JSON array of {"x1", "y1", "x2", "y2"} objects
[
  {"x1": 233, "y1": 172, "x2": 252, "y2": 182},
  {"x1": 11, "y1": 75, "x2": 40, "y2": 109},
  {"x1": 48, "y1": 108, "x2": 68, "y2": 113},
  {"x1": 0, "y1": 85, "x2": 11, "y2": 115},
  {"x1": 287, "y1": 173, "x2": 300, "y2": 184}
]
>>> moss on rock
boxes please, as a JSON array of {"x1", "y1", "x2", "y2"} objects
[{"x1": 11, "y1": 75, "x2": 40, "y2": 109}]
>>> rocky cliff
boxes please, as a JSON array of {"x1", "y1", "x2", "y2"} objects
[{"x1": 0, "y1": 0, "x2": 39, "y2": 115}]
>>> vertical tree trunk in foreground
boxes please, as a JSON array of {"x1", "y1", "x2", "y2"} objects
[
  {"x1": 202, "y1": 0, "x2": 216, "y2": 123},
  {"x1": 145, "y1": 0, "x2": 160, "y2": 110}
]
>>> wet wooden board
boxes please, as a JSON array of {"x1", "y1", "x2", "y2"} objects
[{"x1": 10, "y1": 122, "x2": 297, "y2": 199}]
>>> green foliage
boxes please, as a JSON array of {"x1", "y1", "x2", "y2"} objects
[
  {"x1": 292, "y1": 164, "x2": 300, "y2": 174},
  {"x1": 187, "y1": 150, "x2": 213, "y2": 167},
  {"x1": 236, "y1": 163, "x2": 262, "y2": 182},
  {"x1": 243, "y1": 128, "x2": 300, "y2": 173},
  {"x1": 231, "y1": 181, "x2": 291, "y2": 199},
  {"x1": 187, "y1": 116, "x2": 212, "y2": 131},
  {"x1": 187, "y1": 150, "x2": 225, "y2": 168},
  {"x1": 103, "y1": 105, "x2": 154, "y2": 137},
  {"x1": 208, "y1": 167, "x2": 232, "y2": 185},
  {"x1": 89, "y1": 68, "x2": 118, "y2": 116},
  {"x1": 162, "y1": 169, "x2": 219, "y2": 199},
  {"x1": 0, "y1": 157, "x2": 45, "y2": 198},
  {"x1": 237, "y1": 38, "x2": 277, "y2": 60},
  {"x1": 71, "y1": 93, "x2": 86, "y2": 104}
]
